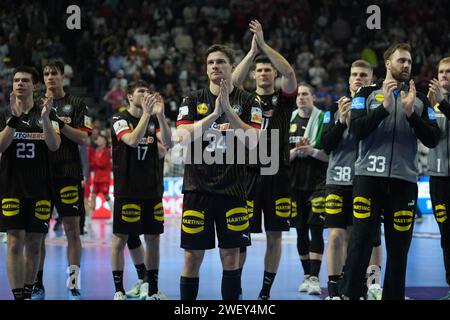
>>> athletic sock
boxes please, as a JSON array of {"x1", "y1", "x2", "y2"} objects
[
  {"x1": 112, "y1": 270, "x2": 125, "y2": 293},
  {"x1": 12, "y1": 288, "x2": 23, "y2": 300},
  {"x1": 180, "y1": 276, "x2": 199, "y2": 300},
  {"x1": 135, "y1": 263, "x2": 146, "y2": 280},
  {"x1": 146, "y1": 269, "x2": 159, "y2": 296},
  {"x1": 301, "y1": 259, "x2": 310, "y2": 275},
  {"x1": 259, "y1": 271, "x2": 276, "y2": 298},
  {"x1": 221, "y1": 269, "x2": 240, "y2": 300},
  {"x1": 23, "y1": 284, "x2": 34, "y2": 299},
  {"x1": 310, "y1": 259, "x2": 322, "y2": 277}
]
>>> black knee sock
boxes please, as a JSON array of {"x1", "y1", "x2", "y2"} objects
[
  {"x1": 12, "y1": 288, "x2": 23, "y2": 300},
  {"x1": 112, "y1": 270, "x2": 124, "y2": 293},
  {"x1": 328, "y1": 275, "x2": 341, "y2": 282},
  {"x1": 301, "y1": 259, "x2": 310, "y2": 275},
  {"x1": 35, "y1": 270, "x2": 44, "y2": 289},
  {"x1": 310, "y1": 259, "x2": 322, "y2": 277},
  {"x1": 135, "y1": 263, "x2": 146, "y2": 281},
  {"x1": 444, "y1": 248, "x2": 450, "y2": 286},
  {"x1": 180, "y1": 276, "x2": 199, "y2": 300},
  {"x1": 146, "y1": 269, "x2": 159, "y2": 296},
  {"x1": 23, "y1": 284, "x2": 34, "y2": 299},
  {"x1": 221, "y1": 270, "x2": 240, "y2": 300},
  {"x1": 259, "y1": 271, "x2": 276, "y2": 298}
]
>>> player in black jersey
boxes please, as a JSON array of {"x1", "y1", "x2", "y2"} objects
[
  {"x1": 176, "y1": 44, "x2": 262, "y2": 300},
  {"x1": 31, "y1": 60, "x2": 92, "y2": 300},
  {"x1": 110, "y1": 80, "x2": 172, "y2": 300},
  {"x1": 289, "y1": 84, "x2": 329, "y2": 295},
  {"x1": 231, "y1": 20, "x2": 297, "y2": 300},
  {"x1": 0, "y1": 66, "x2": 61, "y2": 300}
]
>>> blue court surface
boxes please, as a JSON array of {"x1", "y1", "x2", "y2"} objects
[{"x1": 0, "y1": 214, "x2": 447, "y2": 300}]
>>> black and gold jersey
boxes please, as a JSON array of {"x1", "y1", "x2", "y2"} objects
[
  {"x1": 255, "y1": 90, "x2": 296, "y2": 169},
  {"x1": 176, "y1": 87, "x2": 262, "y2": 200},
  {"x1": 49, "y1": 94, "x2": 92, "y2": 180},
  {"x1": 0, "y1": 104, "x2": 60, "y2": 198},
  {"x1": 111, "y1": 110, "x2": 162, "y2": 199}
]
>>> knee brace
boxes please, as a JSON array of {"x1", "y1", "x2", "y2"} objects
[{"x1": 127, "y1": 234, "x2": 142, "y2": 250}]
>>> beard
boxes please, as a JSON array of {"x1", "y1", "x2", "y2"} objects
[{"x1": 391, "y1": 67, "x2": 410, "y2": 82}]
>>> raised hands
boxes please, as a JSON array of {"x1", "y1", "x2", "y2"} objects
[
  {"x1": 400, "y1": 80, "x2": 416, "y2": 116},
  {"x1": 141, "y1": 92, "x2": 165, "y2": 116},
  {"x1": 10, "y1": 93, "x2": 22, "y2": 117},
  {"x1": 382, "y1": 80, "x2": 397, "y2": 110},
  {"x1": 428, "y1": 78, "x2": 447, "y2": 106},
  {"x1": 249, "y1": 20, "x2": 265, "y2": 48},
  {"x1": 337, "y1": 96, "x2": 351, "y2": 125},
  {"x1": 41, "y1": 97, "x2": 53, "y2": 118}
]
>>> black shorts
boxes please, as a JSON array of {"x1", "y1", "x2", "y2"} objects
[
  {"x1": 324, "y1": 185, "x2": 353, "y2": 228},
  {"x1": 291, "y1": 184, "x2": 326, "y2": 228},
  {"x1": 0, "y1": 198, "x2": 52, "y2": 233},
  {"x1": 113, "y1": 197, "x2": 164, "y2": 235},
  {"x1": 181, "y1": 192, "x2": 251, "y2": 250},
  {"x1": 52, "y1": 179, "x2": 85, "y2": 218},
  {"x1": 246, "y1": 169, "x2": 291, "y2": 233}
]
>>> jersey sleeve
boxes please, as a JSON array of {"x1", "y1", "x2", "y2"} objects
[
  {"x1": 112, "y1": 114, "x2": 132, "y2": 141},
  {"x1": 321, "y1": 103, "x2": 347, "y2": 154},
  {"x1": 241, "y1": 93, "x2": 262, "y2": 129},
  {"x1": 176, "y1": 93, "x2": 196, "y2": 126},
  {"x1": 278, "y1": 90, "x2": 297, "y2": 115},
  {"x1": 73, "y1": 99, "x2": 93, "y2": 134},
  {"x1": 407, "y1": 92, "x2": 440, "y2": 148}
]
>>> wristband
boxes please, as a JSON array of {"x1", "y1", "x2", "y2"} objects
[{"x1": 6, "y1": 116, "x2": 20, "y2": 128}]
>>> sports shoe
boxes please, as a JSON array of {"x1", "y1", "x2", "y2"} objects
[
  {"x1": 67, "y1": 288, "x2": 82, "y2": 300},
  {"x1": 439, "y1": 289, "x2": 450, "y2": 300},
  {"x1": 298, "y1": 275, "x2": 310, "y2": 292},
  {"x1": 31, "y1": 287, "x2": 45, "y2": 300},
  {"x1": 325, "y1": 280, "x2": 340, "y2": 300},
  {"x1": 307, "y1": 276, "x2": 321, "y2": 295},
  {"x1": 126, "y1": 280, "x2": 144, "y2": 298},
  {"x1": 367, "y1": 284, "x2": 382, "y2": 300},
  {"x1": 139, "y1": 282, "x2": 149, "y2": 300},
  {"x1": 114, "y1": 291, "x2": 127, "y2": 300},
  {"x1": 146, "y1": 291, "x2": 168, "y2": 300}
]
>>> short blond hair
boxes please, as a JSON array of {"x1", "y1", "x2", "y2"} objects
[
  {"x1": 351, "y1": 59, "x2": 372, "y2": 71},
  {"x1": 439, "y1": 57, "x2": 450, "y2": 67}
]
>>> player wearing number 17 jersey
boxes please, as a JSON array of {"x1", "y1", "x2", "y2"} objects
[
  {"x1": 340, "y1": 43, "x2": 440, "y2": 300},
  {"x1": 110, "y1": 80, "x2": 173, "y2": 300}
]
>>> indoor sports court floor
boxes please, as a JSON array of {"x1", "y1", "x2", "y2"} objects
[{"x1": 0, "y1": 214, "x2": 448, "y2": 300}]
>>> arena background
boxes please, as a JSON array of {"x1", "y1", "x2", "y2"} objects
[{"x1": 0, "y1": 0, "x2": 450, "y2": 305}]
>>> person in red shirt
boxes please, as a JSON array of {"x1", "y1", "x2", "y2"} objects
[{"x1": 89, "y1": 134, "x2": 112, "y2": 221}]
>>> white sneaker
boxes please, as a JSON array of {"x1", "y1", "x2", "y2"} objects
[
  {"x1": 307, "y1": 276, "x2": 321, "y2": 295},
  {"x1": 367, "y1": 284, "x2": 382, "y2": 300},
  {"x1": 298, "y1": 275, "x2": 310, "y2": 292},
  {"x1": 139, "y1": 282, "x2": 149, "y2": 300},
  {"x1": 126, "y1": 280, "x2": 143, "y2": 298},
  {"x1": 114, "y1": 291, "x2": 127, "y2": 300},
  {"x1": 0, "y1": 232, "x2": 7, "y2": 243},
  {"x1": 146, "y1": 291, "x2": 168, "y2": 300},
  {"x1": 325, "y1": 296, "x2": 342, "y2": 300}
]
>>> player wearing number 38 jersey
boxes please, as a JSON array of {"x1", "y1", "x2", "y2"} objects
[{"x1": 339, "y1": 43, "x2": 440, "y2": 300}]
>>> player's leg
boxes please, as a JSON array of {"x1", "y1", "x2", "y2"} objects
[
  {"x1": 6, "y1": 229, "x2": 26, "y2": 300},
  {"x1": 125, "y1": 235, "x2": 146, "y2": 298},
  {"x1": 111, "y1": 233, "x2": 129, "y2": 300}
]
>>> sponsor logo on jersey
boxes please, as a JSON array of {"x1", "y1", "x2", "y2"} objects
[
  {"x1": 325, "y1": 194, "x2": 343, "y2": 214},
  {"x1": 246, "y1": 200, "x2": 254, "y2": 219},
  {"x1": 353, "y1": 196, "x2": 371, "y2": 219},
  {"x1": 393, "y1": 210, "x2": 413, "y2": 231},
  {"x1": 35, "y1": 200, "x2": 51, "y2": 220},
  {"x1": 197, "y1": 103, "x2": 209, "y2": 115},
  {"x1": 374, "y1": 93, "x2": 384, "y2": 102},
  {"x1": 84, "y1": 115, "x2": 93, "y2": 129},
  {"x1": 289, "y1": 124, "x2": 297, "y2": 133},
  {"x1": 323, "y1": 111, "x2": 331, "y2": 124},
  {"x1": 148, "y1": 122, "x2": 156, "y2": 134},
  {"x1": 62, "y1": 104, "x2": 73, "y2": 114},
  {"x1": 428, "y1": 107, "x2": 437, "y2": 120},
  {"x1": 226, "y1": 207, "x2": 249, "y2": 232},
  {"x1": 139, "y1": 136, "x2": 155, "y2": 144},
  {"x1": 289, "y1": 135, "x2": 301, "y2": 144},
  {"x1": 60, "y1": 185, "x2": 79, "y2": 205},
  {"x1": 272, "y1": 95, "x2": 278, "y2": 106},
  {"x1": 275, "y1": 198, "x2": 291, "y2": 218},
  {"x1": 113, "y1": 119, "x2": 130, "y2": 135},
  {"x1": 13, "y1": 132, "x2": 45, "y2": 140},
  {"x1": 351, "y1": 97, "x2": 365, "y2": 110},
  {"x1": 435, "y1": 204, "x2": 447, "y2": 223},
  {"x1": 311, "y1": 197, "x2": 325, "y2": 214},
  {"x1": 263, "y1": 109, "x2": 274, "y2": 118},
  {"x1": 182, "y1": 210, "x2": 205, "y2": 234},
  {"x1": 121, "y1": 203, "x2": 141, "y2": 223},
  {"x1": 250, "y1": 106, "x2": 262, "y2": 124},
  {"x1": 59, "y1": 117, "x2": 72, "y2": 124},
  {"x1": 2, "y1": 198, "x2": 20, "y2": 217},
  {"x1": 153, "y1": 202, "x2": 164, "y2": 222},
  {"x1": 232, "y1": 104, "x2": 242, "y2": 116}
]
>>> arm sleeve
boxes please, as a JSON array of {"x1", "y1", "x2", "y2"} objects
[
  {"x1": 349, "y1": 86, "x2": 390, "y2": 140},
  {"x1": 112, "y1": 114, "x2": 132, "y2": 141},
  {"x1": 406, "y1": 93, "x2": 441, "y2": 148}
]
